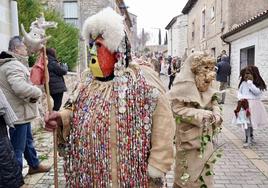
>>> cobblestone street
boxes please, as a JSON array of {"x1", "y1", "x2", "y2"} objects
[
  {"x1": 24, "y1": 82, "x2": 268, "y2": 187},
  {"x1": 2, "y1": 0, "x2": 268, "y2": 187}
]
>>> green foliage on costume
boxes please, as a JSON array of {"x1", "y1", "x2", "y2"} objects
[
  {"x1": 180, "y1": 172, "x2": 190, "y2": 184},
  {"x1": 198, "y1": 146, "x2": 224, "y2": 188},
  {"x1": 176, "y1": 115, "x2": 193, "y2": 124},
  {"x1": 17, "y1": 0, "x2": 79, "y2": 71},
  {"x1": 176, "y1": 116, "x2": 182, "y2": 124},
  {"x1": 212, "y1": 94, "x2": 218, "y2": 102}
]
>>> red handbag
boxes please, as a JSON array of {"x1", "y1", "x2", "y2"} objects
[{"x1": 30, "y1": 52, "x2": 46, "y2": 85}]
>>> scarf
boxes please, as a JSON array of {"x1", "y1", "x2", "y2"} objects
[{"x1": 0, "y1": 89, "x2": 17, "y2": 127}]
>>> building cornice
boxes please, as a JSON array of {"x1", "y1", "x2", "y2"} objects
[
  {"x1": 116, "y1": 0, "x2": 132, "y2": 28},
  {"x1": 182, "y1": 0, "x2": 198, "y2": 14},
  {"x1": 222, "y1": 10, "x2": 268, "y2": 41},
  {"x1": 223, "y1": 18, "x2": 268, "y2": 42},
  {"x1": 165, "y1": 15, "x2": 183, "y2": 30}
]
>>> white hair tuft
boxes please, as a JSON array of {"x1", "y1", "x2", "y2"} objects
[{"x1": 82, "y1": 7, "x2": 125, "y2": 52}]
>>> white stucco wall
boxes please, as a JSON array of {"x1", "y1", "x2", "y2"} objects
[
  {"x1": 0, "y1": 0, "x2": 11, "y2": 51},
  {"x1": 230, "y1": 27, "x2": 268, "y2": 89},
  {"x1": 167, "y1": 14, "x2": 188, "y2": 57}
]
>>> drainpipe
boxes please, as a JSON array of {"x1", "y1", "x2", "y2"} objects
[
  {"x1": 222, "y1": 37, "x2": 231, "y2": 61},
  {"x1": 10, "y1": 0, "x2": 19, "y2": 36},
  {"x1": 171, "y1": 28, "x2": 173, "y2": 56},
  {"x1": 220, "y1": 0, "x2": 223, "y2": 23}
]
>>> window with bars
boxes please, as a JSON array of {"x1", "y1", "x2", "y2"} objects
[
  {"x1": 240, "y1": 46, "x2": 255, "y2": 70},
  {"x1": 192, "y1": 21, "x2": 195, "y2": 40},
  {"x1": 201, "y1": 9, "x2": 206, "y2": 38},
  {"x1": 211, "y1": 6, "x2": 215, "y2": 20},
  {"x1": 211, "y1": 47, "x2": 216, "y2": 57},
  {"x1": 63, "y1": 1, "x2": 78, "y2": 27}
]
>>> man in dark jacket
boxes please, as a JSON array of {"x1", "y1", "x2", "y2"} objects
[{"x1": 216, "y1": 52, "x2": 231, "y2": 104}]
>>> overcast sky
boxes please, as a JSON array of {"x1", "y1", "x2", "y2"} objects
[{"x1": 124, "y1": 0, "x2": 188, "y2": 45}]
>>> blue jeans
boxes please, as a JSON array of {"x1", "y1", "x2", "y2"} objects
[{"x1": 9, "y1": 123, "x2": 40, "y2": 170}]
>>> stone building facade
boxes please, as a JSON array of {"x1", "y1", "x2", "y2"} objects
[
  {"x1": 0, "y1": 0, "x2": 19, "y2": 51},
  {"x1": 129, "y1": 12, "x2": 138, "y2": 52},
  {"x1": 222, "y1": 10, "x2": 268, "y2": 88},
  {"x1": 42, "y1": 0, "x2": 133, "y2": 73},
  {"x1": 42, "y1": 0, "x2": 133, "y2": 38},
  {"x1": 182, "y1": 0, "x2": 268, "y2": 57},
  {"x1": 165, "y1": 14, "x2": 188, "y2": 58},
  {"x1": 42, "y1": 0, "x2": 115, "y2": 29}
]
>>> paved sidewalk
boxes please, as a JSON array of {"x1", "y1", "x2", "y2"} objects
[{"x1": 24, "y1": 88, "x2": 268, "y2": 188}]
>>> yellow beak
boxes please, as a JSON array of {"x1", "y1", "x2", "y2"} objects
[{"x1": 88, "y1": 55, "x2": 104, "y2": 78}]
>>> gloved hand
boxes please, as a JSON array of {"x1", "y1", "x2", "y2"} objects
[
  {"x1": 148, "y1": 164, "x2": 164, "y2": 187},
  {"x1": 202, "y1": 110, "x2": 215, "y2": 125},
  {"x1": 148, "y1": 164, "x2": 164, "y2": 178},
  {"x1": 44, "y1": 111, "x2": 62, "y2": 132},
  {"x1": 214, "y1": 114, "x2": 222, "y2": 125}
]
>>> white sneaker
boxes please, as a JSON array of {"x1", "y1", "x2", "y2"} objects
[{"x1": 243, "y1": 143, "x2": 249, "y2": 148}]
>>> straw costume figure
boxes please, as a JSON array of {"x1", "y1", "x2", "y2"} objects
[{"x1": 169, "y1": 52, "x2": 223, "y2": 188}]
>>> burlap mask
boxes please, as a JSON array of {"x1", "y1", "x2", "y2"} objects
[
  {"x1": 168, "y1": 52, "x2": 218, "y2": 108},
  {"x1": 191, "y1": 56, "x2": 216, "y2": 92}
]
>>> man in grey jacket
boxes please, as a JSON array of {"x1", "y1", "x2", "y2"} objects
[{"x1": 0, "y1": 36, "x2": 50, "y2": 175}]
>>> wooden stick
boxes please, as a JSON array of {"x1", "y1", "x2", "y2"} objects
[{"x1": 43, "y1": 47, "x2": 58, "y2": 188}]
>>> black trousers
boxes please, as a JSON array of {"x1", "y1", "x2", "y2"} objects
[
  {"x1": 0, "y1": 116, "x2": 24, "y2": 188},
  {"x1": 51, "y1": 92, "x2": 64, "y2": 111},
  {"x1": 168, "y1": 75, "x2": 175, "y2": 90}
]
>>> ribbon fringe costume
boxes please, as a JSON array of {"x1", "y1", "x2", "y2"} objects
[
  {"x1": 56, "y1": 7, "x2": 175, "y2": 188},
  {"x1": 59, "y1": 63, "x2": 174, "y2": 187}
]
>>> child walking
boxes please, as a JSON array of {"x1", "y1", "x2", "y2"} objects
[{"x1": 234, "y1": 65, "x2": 268, "y2": 148}]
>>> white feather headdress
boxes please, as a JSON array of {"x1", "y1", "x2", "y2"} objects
[{"x1": 82, "y1": 7, "x2": 125, "y2": 52}]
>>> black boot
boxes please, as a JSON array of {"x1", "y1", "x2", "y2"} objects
[
  {"x1": 244, "y1": 129, "x2": 248, "y2": 143},
  {"x1": 243, "y1": 128, "x2": 251, "y2": 148},
  {"x1": 249, "y1": 127, "x2": 255, "y2": 144}
]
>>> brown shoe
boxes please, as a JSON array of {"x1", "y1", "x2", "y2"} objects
[{"x1": 28, "y1": 164, "x2": 51, "y2": 175}]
